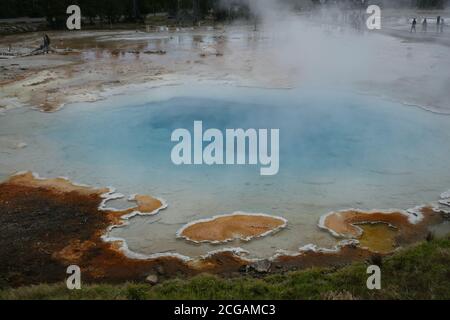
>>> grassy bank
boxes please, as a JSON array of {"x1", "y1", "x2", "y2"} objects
[{"x1": 1, "y1": 235, "x2": 449, "y2": 300}]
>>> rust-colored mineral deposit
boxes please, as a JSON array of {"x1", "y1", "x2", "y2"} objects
[{"x1": 177, "y1": 213, "x2": 287, "y2": 244}]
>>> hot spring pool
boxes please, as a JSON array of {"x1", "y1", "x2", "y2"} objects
[{"x1": 1, "y1": 84, "x2": 450, "y2": 258}]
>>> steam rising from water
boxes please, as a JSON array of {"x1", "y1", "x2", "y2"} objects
[
  {"x1": 222, "y1": 0, "x2": 381, "y2": 87},
  {"x1": 222, "y1": 0, "x2": 450, "y2": 110}
]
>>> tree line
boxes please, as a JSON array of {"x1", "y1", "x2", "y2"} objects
[
  {"x1": 417, "y1": 0, "x2": 447, "y2": 8},
  {"x1": 0, "y1": 0, "x2": 225, "y2": 22}
]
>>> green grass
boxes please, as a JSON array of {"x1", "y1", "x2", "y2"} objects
[{"x1": 1, "y1": 236, "x2": 449, "y2": 300}]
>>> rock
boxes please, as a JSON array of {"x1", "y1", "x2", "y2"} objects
[
  {"x1": 143, "y1": 50, "x2": 166, "y2": 55},
  {"x1": 239, "y1": 265, "x2": 248, "y2": 273},
  {"x1": 15, "y1": 142, "x2": 27, "y2": 149},
  {"x1": 145, "y1": 274, "x2": 159, "y2": 285},
  {"x1": 155, "y1": 265, "x2": 165, "y2": 275},
  {"x1": 249, "y1": 260, "x2": 271, "y2": 273}
]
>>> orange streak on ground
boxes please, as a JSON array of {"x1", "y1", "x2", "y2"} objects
[
  {"x1": 179, "y1": 214, "x2": 286, "y2": 243},
  {"x1": 322, "y1": 207, "x2": 443, "y2": 250},
  {"x1": 133, "y1": 194, "x2": 163, "y2": 214},
  {"x1": 8, "y1": 171, "x2": 109, "y2": 196},
  {"x1": 323, "y1": 210, "x2": 410, "y2": 238}
]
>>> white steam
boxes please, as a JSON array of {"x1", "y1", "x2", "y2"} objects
[{"x1": 225, "y1": 0, "x2": 380, "y2": 87}]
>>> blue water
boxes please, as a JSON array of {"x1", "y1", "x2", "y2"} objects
[
  {"x1": 46, "y1": 92, "x2": 449, "y2": 181},
  {"x1": 1, "y1": 85, "x2": 450, "y2": 258}
]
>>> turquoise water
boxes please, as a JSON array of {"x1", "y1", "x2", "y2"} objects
[{"x1": 1, "y1": 85, "x2": 450, "y2": 258}]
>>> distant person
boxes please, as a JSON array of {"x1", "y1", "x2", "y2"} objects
[
  {"x1": 437, "y1": 16, "x2": 441, "y2": 32},
  {"x1": 422, "y1": 18, "x2": 427, "y2": 32},
  {"x1": 411, "y1": 18, "x2": 417, "y2": 33},
  {"x1": 43, "y1": 34, "x2": 51, "y2": 53},
  {"x1": 441, "y1": 18, "x2": 445, "y2": 33}
]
